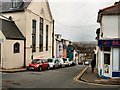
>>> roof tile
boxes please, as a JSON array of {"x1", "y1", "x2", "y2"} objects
[
  {"x1": 97, "y1": 1, "x2": 120, "y2": 22},
  {"x1": 0, "y1": 18, "x2": 25, "y2": 40}
]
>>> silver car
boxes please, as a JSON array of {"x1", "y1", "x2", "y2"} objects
[
  {"x1": 63, "y1": 58, "x2": 71, "y2": 67},
  {"x1": 47, "y1": 58, "x2": 59, "y2": 69},
  {"x1": 56, "y1": 58, "x2": 65, "y2": 68}
]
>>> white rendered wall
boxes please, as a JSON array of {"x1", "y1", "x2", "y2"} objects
[
  {"x1": 112, "y1": 48, "x2": 119, "y2": 71},
  {"x1": 119, "y1": 16, "x2": 120, "y2": 38},
  {"x1": 102, "y1": 15, "x2": 119, "y2": 39},
  {"x1": 1, "y1": 1, "x2": 53, "y2": 66},
  {"x1": 3, "y1": 40, "x2": 24, "y2": 69}
]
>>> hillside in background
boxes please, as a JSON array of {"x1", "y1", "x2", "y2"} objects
[{"x1": 72, "y1": 41, "x2": 97, "y2": 58}]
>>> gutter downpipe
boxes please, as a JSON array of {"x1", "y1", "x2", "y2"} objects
[{"x1": 52, "y1": 20, "x2": 55, "y2": 58}]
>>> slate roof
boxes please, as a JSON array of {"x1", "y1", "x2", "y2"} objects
[
  {"x1": 0, "y1": 0, "x2": 53, "y2": 20},
  {"x1": 97, "y1": 1, "x2": 120, "y2": 22},
  {"x1": 0, "y1": 0, "x2": 31, "y2": 13},
  {"x1": 0, "y1": 18, "x2": 25, "y2": 40}
]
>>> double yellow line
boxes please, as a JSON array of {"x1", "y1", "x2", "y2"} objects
[
  {"x1": 74, "y1": 66, "x2": 88, "y2": 83},
  {"x1": 74, "y1": 66, "x2": 120, "y2": 86}
]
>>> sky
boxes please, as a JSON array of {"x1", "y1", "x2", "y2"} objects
[{"x1": 48, "y1": 0, "x2": 119, "y2": 42}]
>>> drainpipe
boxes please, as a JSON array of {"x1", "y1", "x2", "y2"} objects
[
  {"x1": 23, "y1": 39, "x2": 26, "y2": 67},
  {"x1": 52, "y1": 20, "x2": 55, "y2": 58}
]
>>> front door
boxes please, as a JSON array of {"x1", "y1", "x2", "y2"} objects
[{"x1": 103, "y1": 47, "x2": 111, "y2": 77}]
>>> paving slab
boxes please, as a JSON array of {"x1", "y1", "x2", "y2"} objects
[{"x1": 80, "y1": 66, "x2": 120, "y2": 85}]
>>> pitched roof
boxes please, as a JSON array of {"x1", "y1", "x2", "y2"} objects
[
  {"x1": 97, "y1": 1, "x2": 120, "y2": 22},
  {"x1": 0, "y1": 18, "x2": 25, "y2": 40},
  {"x1": 0, "y1": 0, "x2": 31, "y2": 13}
]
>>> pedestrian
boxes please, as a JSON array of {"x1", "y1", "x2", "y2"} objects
[{"x1": 91, "y1": 59, "x2": 96, "y2": 73}]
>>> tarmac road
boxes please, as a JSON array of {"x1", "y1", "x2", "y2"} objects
[{"x1": 2, "y1": 65, "x2": 120, "y2": 89}]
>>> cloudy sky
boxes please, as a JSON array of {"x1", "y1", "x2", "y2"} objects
[{"x1": 48, "y1": 0, "x2": 119, "y2": 42}]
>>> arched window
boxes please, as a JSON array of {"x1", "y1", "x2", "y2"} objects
[
  {"x1": 46, "y1": 25, "x2": 49, "y2": 51},
  {"x1": 14, "y1": 42, "x2": 20, "y2": 53},
  {"x1": 39, "y1": 17, "x2": 43, "y2": 52},
  {"x1": 32, "y1": 19, "x2": 36, "y2": 52}
]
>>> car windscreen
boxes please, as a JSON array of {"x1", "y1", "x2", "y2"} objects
[
  {"x1": 63, "y1": 58, "x2": 67, "y2": 62},
  {"x1": 47, "y1": 59, "x2": 53, "y2": 62},
  {"x1": 32, "y1": 59, "x2": 40, "y2": 64}
]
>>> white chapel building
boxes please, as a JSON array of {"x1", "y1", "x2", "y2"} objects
[{"x1": 0, "y1": 0, "x2": 54, "y2": 69}]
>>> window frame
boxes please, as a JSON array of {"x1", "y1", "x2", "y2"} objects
[
  {"x1": 104, "y1": 53, "x2": 110, "y2": 65},
  {"x1": 12, "y1": 0, "x2": 20, "y2": 8},
  {"x1": 14, "y1": 42, "x2": 20, "y2": 53},
  {"x1": 32, "y1": 19, "x2": 36, "y2": 52},
  {"x1": 46, "y1": 25, "x2": 49, "y2": 51},
  {"x1": 39, "y1": 17, "x2": 44, "y2": 52}
]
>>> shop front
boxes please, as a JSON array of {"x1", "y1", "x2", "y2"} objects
[{"x1": 98, "y1": 39, "x2": 120, "y2": 78}]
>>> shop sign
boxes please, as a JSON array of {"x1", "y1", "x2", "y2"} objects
[{"x1": 98, "y1": 40, "x2": 120, "y2": 47}]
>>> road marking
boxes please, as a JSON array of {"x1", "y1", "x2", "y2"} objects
[
  {"x1": 74, "y1": 66, "x2": 88, "y2": 82},
  {"x1": 74, "y1": 66, "x2": 120, "y2": 86}
]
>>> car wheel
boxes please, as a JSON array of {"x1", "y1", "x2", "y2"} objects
[
  {"x1": 69, "y1": 64, "x2": 71, "y2": 67},
  {"x1": 27, "y1": 68, "x2": 29, "y2": 71},
  {"x1": 53, "y1": 65, "x2": 55, "y2": 70},
  {"x1": 47, "y1": 65, "x2": 50, "y2": 70},
  {"x1": 39, "y1": 67, "x2": 42, "y2": 71}
]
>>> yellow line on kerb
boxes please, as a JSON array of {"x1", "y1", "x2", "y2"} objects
[
  {"x1": 73, "y1": 66, "x2": 120, "y2": 86},
  {"x1": 74, "y1": 66, "x2": 88, "y2": 83}
]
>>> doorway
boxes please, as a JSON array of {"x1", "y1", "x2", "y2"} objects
[{"x1": 103, "y1": 47, "x2": 111, "y2": 77}]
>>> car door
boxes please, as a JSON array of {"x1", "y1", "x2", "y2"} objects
[
  {"x1": 41, "y1": 60, "x2": 46, "y2": 69},
  {"x1": 56, "y1": 59, "x2": 59, "y2": 68},
  {"x1": 43, "y1": 59, "x2": 48, "y2": 69}
]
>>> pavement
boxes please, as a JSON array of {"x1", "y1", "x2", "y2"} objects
[
  {"x1": 0, "y1": 68, "x2": 26, "y2": 73},
  {"x1": 79, "y1": 66, "x2": 120, "y2": 85}
]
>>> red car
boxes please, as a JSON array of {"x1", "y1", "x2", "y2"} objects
[{"x1": 27, "y1": 59, "x2": 49, "y2": 71}]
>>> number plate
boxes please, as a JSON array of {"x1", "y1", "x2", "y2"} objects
[{"x1": 29, "y1": 67, "x2": 34, "y2": 69}]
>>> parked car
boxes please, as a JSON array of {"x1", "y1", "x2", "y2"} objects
[
  {"x1": 84, "y1": 59, "x2": 92, "y2": 65},
  {"x1": 27, "y1": 59, "x2": 49, "y2": 71},
  {"x1": 56, "y1": 58, "x2": 65, "y2": 68},
  {"x1": 84, "y1": 60, "x2": 90, "y2": 65},
  {"x1": 62, "y1": 58, "x2": 71, "y2": 66},
  {"x1": 69, "y1": 60, "x2": 76, "y2": 66},
  {"x1": 84, "y1": 61, "x2": 89, "y2": 65},
  {"x1": 47, "y1": 58, "x2": 59, "y2": 69},
  {"x1": 78, "y1": 59, "x2": 83, "y2": 65}
]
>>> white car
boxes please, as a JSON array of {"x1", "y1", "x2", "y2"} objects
[
  {"x1": 63, "y1": 58, "x2": 71, "y2": 66},
  {"x1": 84, "y1": 61, "x2": 89, "y2": 65},
  {"x1": 56, "y1": 58, "x2": 65, "y2": 68},
  {"x1": 69, "y1": 61, "x2": 76, "y2": 66},
  {"x1": 47, "y1": 58, "x2": 59, "y2": 69}
]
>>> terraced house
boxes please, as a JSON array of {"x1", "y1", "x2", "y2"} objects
[
  {"x1": 97, "y1": 1, "x2": 120, "y2": 78},
  {"x1": 0, "y1": 0, "x2": 54, "y2": 69}
]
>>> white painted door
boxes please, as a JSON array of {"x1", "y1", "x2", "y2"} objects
[{"x1": 103, "y1": 52, "x2": 111, "y2": 77}]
